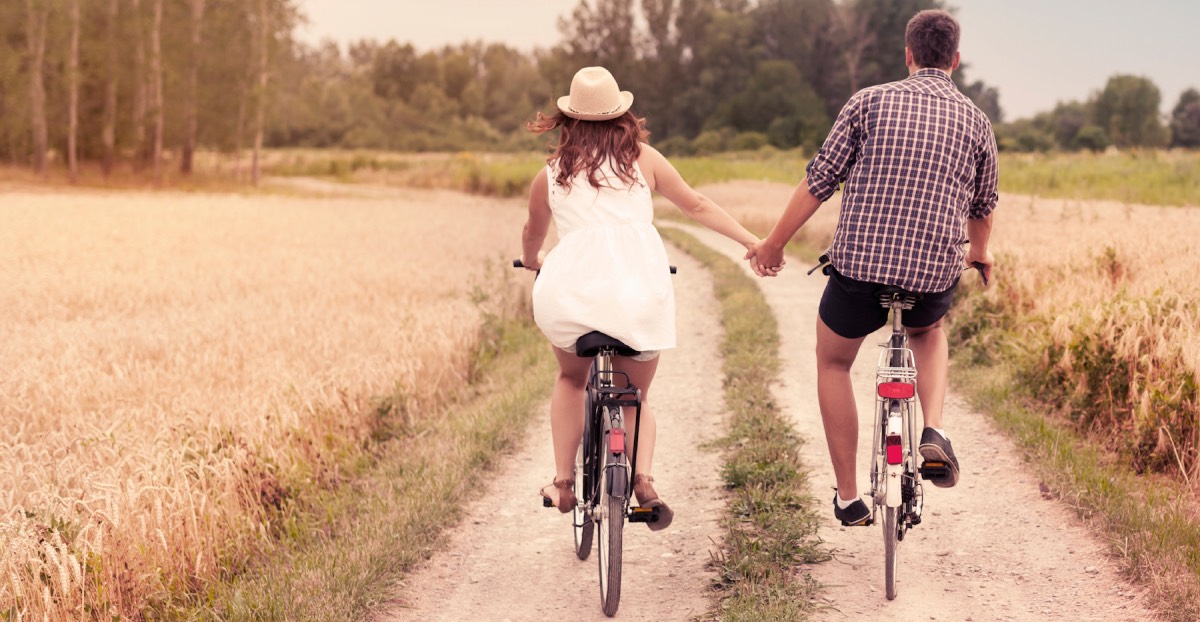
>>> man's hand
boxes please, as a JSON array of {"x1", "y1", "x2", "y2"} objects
[
  {"x1": 745, "y1": 239, "x2": 786, "y2": 277},
  {"x1": 964, "y1": 247, "x2": 994, "y2": 286}
]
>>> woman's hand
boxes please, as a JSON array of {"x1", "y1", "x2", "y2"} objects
[
  {"x1": 745, "y1": 239, "x2": 785, "y2": 277},
  {"x1": 521, "y1": 250, "x2": 546, "y2": 271}
]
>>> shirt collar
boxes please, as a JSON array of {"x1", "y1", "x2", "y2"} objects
[{"x1": 909, "y1": 67, "x2": 954, "y2": 83}]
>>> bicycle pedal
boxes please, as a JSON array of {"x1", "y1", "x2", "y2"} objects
[
  {"x1": 840, "y1": 518, "x2": 874, "y2": 527},
  {"x1": 628, "y1": 506, "x2": 658, "y2": 523},
  {"x1": 919, "y1": 461, "x2": 951, "y2": 480},
  {"x1": 542, "y1": 497, "x2": 553, "y2": 508}
]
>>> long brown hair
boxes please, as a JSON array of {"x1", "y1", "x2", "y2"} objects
[{"x1": 527, "y1": 110, "x2": 650, "y2": 190}]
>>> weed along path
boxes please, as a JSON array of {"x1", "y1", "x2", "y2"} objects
[
  {"x1": 380, "y1": 243, "x2": 727, "y2": 621},
  {"x1": 666, "y1": 221, "x2": 1160, "y2": 622}
]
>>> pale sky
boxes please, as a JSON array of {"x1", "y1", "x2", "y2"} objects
[{"x1": 297, "y1": 0, "x2": 1199, "y2": 121}]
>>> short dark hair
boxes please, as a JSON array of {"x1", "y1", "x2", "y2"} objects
[{"x1": 905, "y1": 10, "x2": 959, "y2": 70}]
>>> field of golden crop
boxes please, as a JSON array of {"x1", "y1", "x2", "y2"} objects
[
  {"x1": 954, "y1": 194, "x2": 1200, "y2": 478},
  {"x1": 0, "y1": 184, "x2": 526, "y2": 618}
]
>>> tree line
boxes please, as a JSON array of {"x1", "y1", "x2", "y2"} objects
[{"x1": 2, "y1": 0, "x2": 1197, "y2": 183}]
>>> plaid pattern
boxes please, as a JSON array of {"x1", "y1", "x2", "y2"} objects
[{"x1": 806, "y1": 68, "x2": 999, "y2": 293}]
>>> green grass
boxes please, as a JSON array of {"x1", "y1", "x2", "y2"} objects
[
  {"x1": 262, "y1": 147, "x2": 1200, "y2": 208},
  {"x1": 178, "y1": 305, "x2": 556, "y2": 620},
  {"x1": 661, "y1": 228, "x2": 829, "y2": 621},
  {"x1": 998, "y1": 150, "x2": 1200, "y2": 206}
]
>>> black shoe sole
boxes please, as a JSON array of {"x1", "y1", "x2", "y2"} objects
[{"x1": 919, "y1": 443, "x2": 960, "y2": 488}]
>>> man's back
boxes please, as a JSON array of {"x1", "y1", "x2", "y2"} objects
[{"x1": 806, "y1": 68, "x2": 998, "y2": 292}]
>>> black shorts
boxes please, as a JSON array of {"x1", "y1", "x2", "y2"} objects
[{"x1": 818, "y1": 269, "x2": 958, "y2": 340}]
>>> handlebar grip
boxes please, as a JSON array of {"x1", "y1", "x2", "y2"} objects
[
  {"x1": 514, "y1": 259, "x2": 676, "y2": 274},
  {"x1": 970, "y1": 261, "x2": 989, "y2": 286}
]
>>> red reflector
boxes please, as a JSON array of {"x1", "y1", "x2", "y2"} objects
[
  {"x1": 609, "y1": 429, "x2": 625, "y2": 455},
  {"x1": 878, "y1": 382, "x2": 915, "y2": 399},
  {"x1": 886, "y1": 436, "x2": 903, "y2": 464}
]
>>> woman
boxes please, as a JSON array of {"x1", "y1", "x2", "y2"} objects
[{"x1": 521, "y1": 66, "x2": 759, "y2": 531}]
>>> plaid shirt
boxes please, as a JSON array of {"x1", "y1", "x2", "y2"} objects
[{"x1": 806, "y1": 68, "x2": 999, "y2": 293}]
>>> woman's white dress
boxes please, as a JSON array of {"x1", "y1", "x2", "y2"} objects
[{"x1": 532, "y1": 158, "x2": 675, "y2": 353}]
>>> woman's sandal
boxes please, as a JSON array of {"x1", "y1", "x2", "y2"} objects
[
  {"x1": 539, "y1": 477, "x2": 577, "y2": 514},
  {"x1": 632, "y1": 474, "x2": 673, "y2": 531}
]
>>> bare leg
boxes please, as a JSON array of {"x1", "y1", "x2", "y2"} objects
[
  {"x1": 612, "y1": 355, "x2": 660, "y2": 477},
  {"x1": 816, "y1": 317, "x2": 868, "y2": 499},
  {"x1": 550, "y1": 346, "x2": 594, "y2": 490},
  {"x1": 906, "y1": 320, "x2": 948, "y2": 430}
]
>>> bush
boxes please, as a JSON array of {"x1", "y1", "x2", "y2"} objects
[
  {"x1": 731, "y1": 131, "x2": 769, "y2": 151},
  {"x1": 1073, "y1": 125, "x2": 1110, "y2": 152},
  {"x1": 691, "y1": 129, "x2": 730, "y2": 155},
  {"x1": 654, "y1": 135, "x2": 695, "y2": 157}
]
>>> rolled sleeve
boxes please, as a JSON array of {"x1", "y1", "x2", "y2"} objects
[
  {"x1": 969, "y1": 125, "x2": 999, "y2": 219},
  {"x1": 805, "y1": 92, "x2": 865, "y2": 202}
]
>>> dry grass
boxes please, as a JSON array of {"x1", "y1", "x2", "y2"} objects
[
  {"x1": 952, "y1": 194, "x2": 1200, "y2": 479},
  {"x1": 0, "y1": 185, "x2": 526, "y2": 618}
]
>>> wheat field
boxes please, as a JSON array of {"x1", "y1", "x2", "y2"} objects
[{"x1": 0, "y1": 185, "x2": 526, "y2": 618}]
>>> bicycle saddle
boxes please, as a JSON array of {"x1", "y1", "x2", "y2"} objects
[
  {"x1": 575, "y1": 331, "x2": 641, "y2": 358},
  {"x1": 875, "y1": 286, "x2": 923, "y2": 310}
]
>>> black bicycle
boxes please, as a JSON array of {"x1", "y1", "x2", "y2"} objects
[{"x1": 514, "y1": 259, "x2": 673, "y2": 616}]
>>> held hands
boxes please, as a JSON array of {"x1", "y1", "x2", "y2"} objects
[{"x1": 744, "y1": 239, "x2": 786, "y2": 278}]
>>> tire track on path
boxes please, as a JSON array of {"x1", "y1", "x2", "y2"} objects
[
  {"x1": 378, "y1": 243, "x2": 727, "y2": 621},
  {"x1": 666, "y1": 221, "x2": 1159, "y2": 622}
]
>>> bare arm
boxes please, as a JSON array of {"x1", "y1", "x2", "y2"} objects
[
  {"x1": 965, "y1": 213, "x2": 994, "y2": 286},
  {"x1": 745, "y1": 177, "x2": 823, "y2": 275},
  {"x1": 521, "y1": 168, "x2": 551, "y2": 270},
  {"x1": 642, "y1": 145, "x2": 758, "y2": 249}
]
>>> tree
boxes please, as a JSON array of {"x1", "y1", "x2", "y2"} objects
[
  {"x1": 25, "y1": 0, "x2": 49, "y2": 177},
  {"x1": 181, "y1": 0, "x2": 207, "y2": 175},
  {"x1": 251, "y1": 0, "x2": 269, "y2": 185},
  {"x1": 707, "y1": 60, "x2": 829, "y2": 148},
  {"x1": 101, "y1": 0, "x2": 118, "y2": 175},
  {"x1": 1169, "y1": 88, "x2": 1200, "y2": 148},
  {"x1": 67, "y1": 0, "x2": 80, "y2": 182},
  {"x1": 1093, "y1": 74, "x2": 1168, "y2": 148},
  {"x1": 149, "y1": 0, "x2": 164, "y2": 183},
  {"x1": 962, "y1": 80, "x2": 1002, "y2": 124}
]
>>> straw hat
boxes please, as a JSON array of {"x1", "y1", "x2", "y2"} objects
[{"x1": 557, "y1": 67, "x2": 634, "y2": 121}]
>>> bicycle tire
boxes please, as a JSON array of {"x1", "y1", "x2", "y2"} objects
[
  {"x1": 574, "y1": 383, "x2": 599, "y2": 560},
  {"x1": 883, "y1": 505, "x2": 899, "y2": 600},
  {"x1": 574, "y1": 439, "x2": 595, "y2": 560},
  {"x1": 597, "y1": 413, "x2": 624, "y2": 616}
]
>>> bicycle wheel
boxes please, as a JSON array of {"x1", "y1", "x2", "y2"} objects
[
  {"x1": 883, "y1": 505, "x2": 899, "y2": 600},
  {"x1": 574, "y1": 399, "x2": 597, "y2": 560},
  {"x1": 597, "y1": 412, "x2": 625, "y2": 616}
]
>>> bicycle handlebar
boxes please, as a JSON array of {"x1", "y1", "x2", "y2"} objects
[
  {"x1": 807, "y1": 253, "x2": 989, "y2": 285},
  {"x1": 514, "y1": 259, "x2": 676, "y2": 274}
]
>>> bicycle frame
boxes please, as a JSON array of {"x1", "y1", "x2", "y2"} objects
[
  {"x1": 582, "y1": 349, "x2": 643, "y2": 516},
  {"x1": 870, "y1": 300, "x2": 924, "y2": 528}
]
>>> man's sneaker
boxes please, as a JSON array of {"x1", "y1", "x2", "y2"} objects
[
  {"x1": 832, "y1": 491, "x2": 872, "y2": 526},
  {"x1": 919, "y1": 428, "x2": 961, "y2": 488}
]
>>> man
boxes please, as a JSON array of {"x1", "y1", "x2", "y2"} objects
[{"x1": 746, "y1": 9, "x2": 997, "y2": 526}]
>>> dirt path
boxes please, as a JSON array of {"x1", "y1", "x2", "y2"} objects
[
  {"x1": 379, "y1": 243, "x2": 728, "y2": 621},
  {"x1": 668, "y1": 221, "x2": 1159, "y2": 622}
]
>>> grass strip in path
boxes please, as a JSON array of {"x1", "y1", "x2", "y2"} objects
[
  {"x1": 188, "y1": 317, "x2": 555, "y2": 621},
  {"x1": 951, "y1": 359, "x2": 1200, "y2": 622},
  {"x1": 661, "y1": 228, "x2": 830, "y2": 621}
]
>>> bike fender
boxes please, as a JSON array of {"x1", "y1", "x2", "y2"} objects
[{"x1": 605, "y1": 464, "x2": 628, "y2": 499}]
